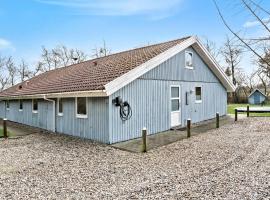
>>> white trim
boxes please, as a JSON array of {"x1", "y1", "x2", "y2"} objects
[
  {"x1": 57, "y1": 98, "x2": 63, "y2": 116},
  {"x1": 185, "y1": 50, "x2": 194, "y2": 69},
  {"x1": 195, "y1": 86, "x2": 202, "y2": 103},
  {"x1": 75, "y1": 97, "x2": 88, "y2": 119},
  {"x1": 32, "y1": 99, "x2": 38, "y2": 113},
  {"x1": 105, "y1": 36, "x2": 236, "y2": 95},
  {"x1": 170, "y1": 85, "x2": 181, "y2": 112}
]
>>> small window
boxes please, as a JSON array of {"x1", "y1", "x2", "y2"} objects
[
  {"x1": 6, "y1": 100, "x2": 10, "y2": 110},
  {"x1": 195, "y1": 87, "x2": 202, "y2": 103},
  {"x1": 32, "y1": 99, "x2": 38, "y2": 113},
  {"x1": 57, "y1": 98, "x2": 63, "y2": 116},
  {"x1": 185, "y1": 51, "x2": 193, "y2": 69},
  {"x1": 19, "y1": 100, "x2": 23, "y2": 111},
  {"x1": 76, "y1": 97, "x2": 87, "y2": 118}
]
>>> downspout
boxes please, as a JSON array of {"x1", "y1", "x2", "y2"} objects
[{"x1": 43, "y1": 95, "x2": 56, "y2": 132}]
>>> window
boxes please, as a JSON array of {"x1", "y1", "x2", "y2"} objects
[
  {"x1": 76, "y1": 97, "x2": 87, "y2": 118},
  {"x1": 32, "y1": 99, "x2": 38, "y2": 113},
  {"x1": 185, "y1": 51, "x2": 193, "y2": 69},
  {"x1": 195, "y1": 87, "x2": 202, "y2": 103},
  {"x1": 6, "y1": 100, "x2": 10, "y2": 110},
  {"x1": 171, "y1": 86, "x2": 180, "y2": 112},
  {"x1": 57, "y1": 98, "x2": 63, "y2": 116},
  {"x1": 19, "y1": 100, "x2": 23, "y2": 111}
]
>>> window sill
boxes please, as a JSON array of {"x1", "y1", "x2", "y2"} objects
[
  {"x1": 32, "y1": 111, "x2": 38, "y2": 114},
  {"x1": 57, "y1": 113, "x2": 63, "y2": 117},
  {"x1": 76, "y1": 114, "x2": 88, "y2": 119},
  {"x1": 185, "y1": 66, "x2": 194, "y2": 70},
  {"x1": 19, "y1": 109, "x2": 23, "y2": 112},
  {"x1": 195, "y1": 100, "x2": 202, "y2": 104}
]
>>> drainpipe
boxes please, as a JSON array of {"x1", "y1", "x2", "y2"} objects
[{"x1": 43, "y1": 95, "x2": 56, "y2": 132}]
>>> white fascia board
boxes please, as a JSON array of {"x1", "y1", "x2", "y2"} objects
[
  {"x1": 0, "y1": 90, "x2": 107, "y2": 100},
  {"x1": 104, "y1": 36, "x2": 197, "y2": 96},
  {"x1": 105, "y1": 36, "x2": 235, "y2": 96}
]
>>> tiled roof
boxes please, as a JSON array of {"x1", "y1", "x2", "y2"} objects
[{"x1": 0, "y1": 36, "x2": 190, "y2": 97}]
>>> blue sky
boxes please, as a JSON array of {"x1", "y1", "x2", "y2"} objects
[{"x1": 0, "y1": 0, "x2": 269, "y2": 73}]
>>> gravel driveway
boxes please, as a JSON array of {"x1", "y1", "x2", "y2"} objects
[{"x1": 0, "y1": 117, "x2": 269, "y2": 199}]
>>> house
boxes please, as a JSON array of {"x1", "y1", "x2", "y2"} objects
[
  {"x1": 0, "y1": 36, "x2": 235, "y2": 144},
  {"x1": 248, "y1": 89, "x2": 267, "y2": 105}
]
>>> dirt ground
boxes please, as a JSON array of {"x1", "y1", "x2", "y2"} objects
[{"x1": 0, "y1": 117, "x2": 269, "y2": 199}]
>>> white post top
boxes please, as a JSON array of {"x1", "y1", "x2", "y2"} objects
[{"x1": 3, "y1": 118, "x2": 7, "y2": 121}]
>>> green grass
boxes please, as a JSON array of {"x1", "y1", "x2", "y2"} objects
[
  {"x1": 0, "y1": 128, "x2": 12, "y2": 137},
  {"x1": 228, "y1": 103, "x2": 270, "y2": 117}
]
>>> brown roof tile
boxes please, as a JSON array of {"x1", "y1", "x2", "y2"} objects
[{"x1": 0, "y1": 37, "x2": 190, "y2": 97}]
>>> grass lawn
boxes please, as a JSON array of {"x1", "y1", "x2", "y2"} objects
[{"x1": 228, "y1": 103, "x2": 270, "y2": 117}]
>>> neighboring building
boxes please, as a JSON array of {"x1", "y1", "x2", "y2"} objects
[
  {"x1": 248, "y1": 89, "x2": 267, "y2": 105},
  {"x1": 0, "y1": 36, "x2": 235, "y2": 144}
]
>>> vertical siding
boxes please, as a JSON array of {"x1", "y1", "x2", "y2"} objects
[
  {"x1": 2, "y1": 99, "x2": 54, "y2": 131},
  {"x1": 56, "y1": 97, "x2": 109, "y2": 143},
  {"x1": 0, "y1": 101, "x2": 5, "y2": 118},
  {"x1": 109, "y1": 47, "x2": 227, "y2": 143}
]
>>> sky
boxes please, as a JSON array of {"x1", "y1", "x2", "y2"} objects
[{"x1": 0, "y1": 0, "x2": 269, "y2": 73}]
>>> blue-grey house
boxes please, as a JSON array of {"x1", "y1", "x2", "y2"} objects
[
  {"x1": 0, "y1": 36, "x2": 235, "y2": 144},
  {"x1": 248, "y1": 89, "x2": 267, "y2": 105}
]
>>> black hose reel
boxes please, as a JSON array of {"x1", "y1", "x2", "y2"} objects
[{"x1": 112, "y1": 96, "x2": 132, "y2": 121}]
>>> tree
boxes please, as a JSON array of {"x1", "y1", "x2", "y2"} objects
[
  {"x1": 0, "y1": 55, "x2": 9, "y2": 91},
  {"x1": 221, "y1": 36, "x2": 243, "y2": 85},
  {"x1": 36, "y1": 45, "x2": 88, "y2": 73},
  {"x1": 92, "y1": 40, "x2": 111, "y2": 58},
  {"x1": 6, "y1": 56, "x2": 17, "y2": 86},
  {"x1": 203, "y1": 37, "x2": 221, "y2": 61},
  {"x1": 18, "y1": 59, "x2": 32, "y2": 82}
]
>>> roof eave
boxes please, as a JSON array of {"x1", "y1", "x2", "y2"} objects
[{"x1": 0, "y1": 90, "x2": 107, "y2": 100}]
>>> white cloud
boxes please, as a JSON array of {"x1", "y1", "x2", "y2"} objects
[
  {"x1": 36, "y1": 0, "x2": 183, "y2": 19},
  {"x1": 0, "y1": 38, "x2": 14, "y2": 51},
  {"x1": 243, "y1": 17, "x2": 270, "y2": 28}
]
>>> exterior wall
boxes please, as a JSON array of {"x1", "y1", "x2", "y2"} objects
[
  {"x1": 0, "y1": 97, "x2": 109, "y2": 143},
  {"x1": 248, "y1": 91, "x2": 266, "y2": 104},
  {"x1": 109, "y1": 47, "x2": 227, "y2": 143},
  {"x1": 56, "y1": 97, "x2": 109, "y2": 143},
  {"x1": 0, "y1": 99, "x2": 54, "y2": 131}
]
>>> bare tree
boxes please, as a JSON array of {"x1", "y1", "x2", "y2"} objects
[
  {"x1": 0, "y1": 55, "x2": 9, "y2": 91},
  {"x1": 6, "y1": 56, "x2": 17, "y2": 86},
  {"x1": 221, "y1": 36, "x2": 243, "y2": 85},
  {"x1": 36, "y1": 45, "x2": 88, "y2": 73},
  {"x1": 203, "y1": 37, "x2": 221, "y2": 61},
  {"x1": 18, "y1": 59, "x2": 32, "y2": 82},
  {"x1": 92, "y1": 40, "x2": 111, "y2": 58}
]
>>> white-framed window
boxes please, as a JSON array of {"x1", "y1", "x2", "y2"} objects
[
  {"x1": 32, "y1": 99, "x2": 38, "y2": 113},
  {"x1": 195, "y1": 87, "x2": 202, "y2": 103},
  {"x1": 171, "y1": 86, "x2": 180, "y2": 112},
  {"x1": 19, "y1": 99, "x2": 23, "y2": 111},
  {"x1": 6, "y1": 100, "x2": 10, "y2": 110},
  {"x1": 76, "y1": 97, "x2": 87, "y2": 118},
  {"x1": 57, "y1": 98, "x2": 63, "y2": 116},
  {"x1": 185, "y1": 50, "x2": 193, "y2": 69}
]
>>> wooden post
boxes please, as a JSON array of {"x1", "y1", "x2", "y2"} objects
[
  {"x1": 235, "y1": 109, "x2": 238, "y2": 121},
  {"x1": 3, "y1": 118, "x2": 7, "y2": 138},
  {"x1": 216, "y1": 112, "x2": 220, "y2": 128},
  {"x1": 187, "y1": 119, "x2": 191, "y2": 138},
  {"x1": 247, "y1": 105, "x2": 250, "y2": 117},
  {"x1": 142, "y1": 128, "x2": 147, "y2": 153}
]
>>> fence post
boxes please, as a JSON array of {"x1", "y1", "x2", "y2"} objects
[
  {"x1": 247, "y1": 105, "x2": 250, "y2": 117},
  {"x1": 216, "y1": 112, "x2": 220, "y2": 128},
  {"x1": 142, "y1": 128, "x2": 147, "y2": 153},
  {"x1": 3, "y1": 118, "x2": 7, "y2": 138},
  {"x1": 187, "y1": 119, "x2": 191, "y2": 138},
  {"x1": 235, "y1": 109, "x2": 238, "y2": 121}
]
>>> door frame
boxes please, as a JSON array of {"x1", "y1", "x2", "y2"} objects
[{"x1": 170, "y1": 85, "x2": 181, "y2": 127}]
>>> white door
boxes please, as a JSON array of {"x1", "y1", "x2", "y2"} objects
[{"x1": 170, "y1": 86, "x2": 181, "y2": 127}]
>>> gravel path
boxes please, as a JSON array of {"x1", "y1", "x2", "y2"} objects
[{"x1": 0, "y1": 117, "x2": 270, "y2": 199}]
